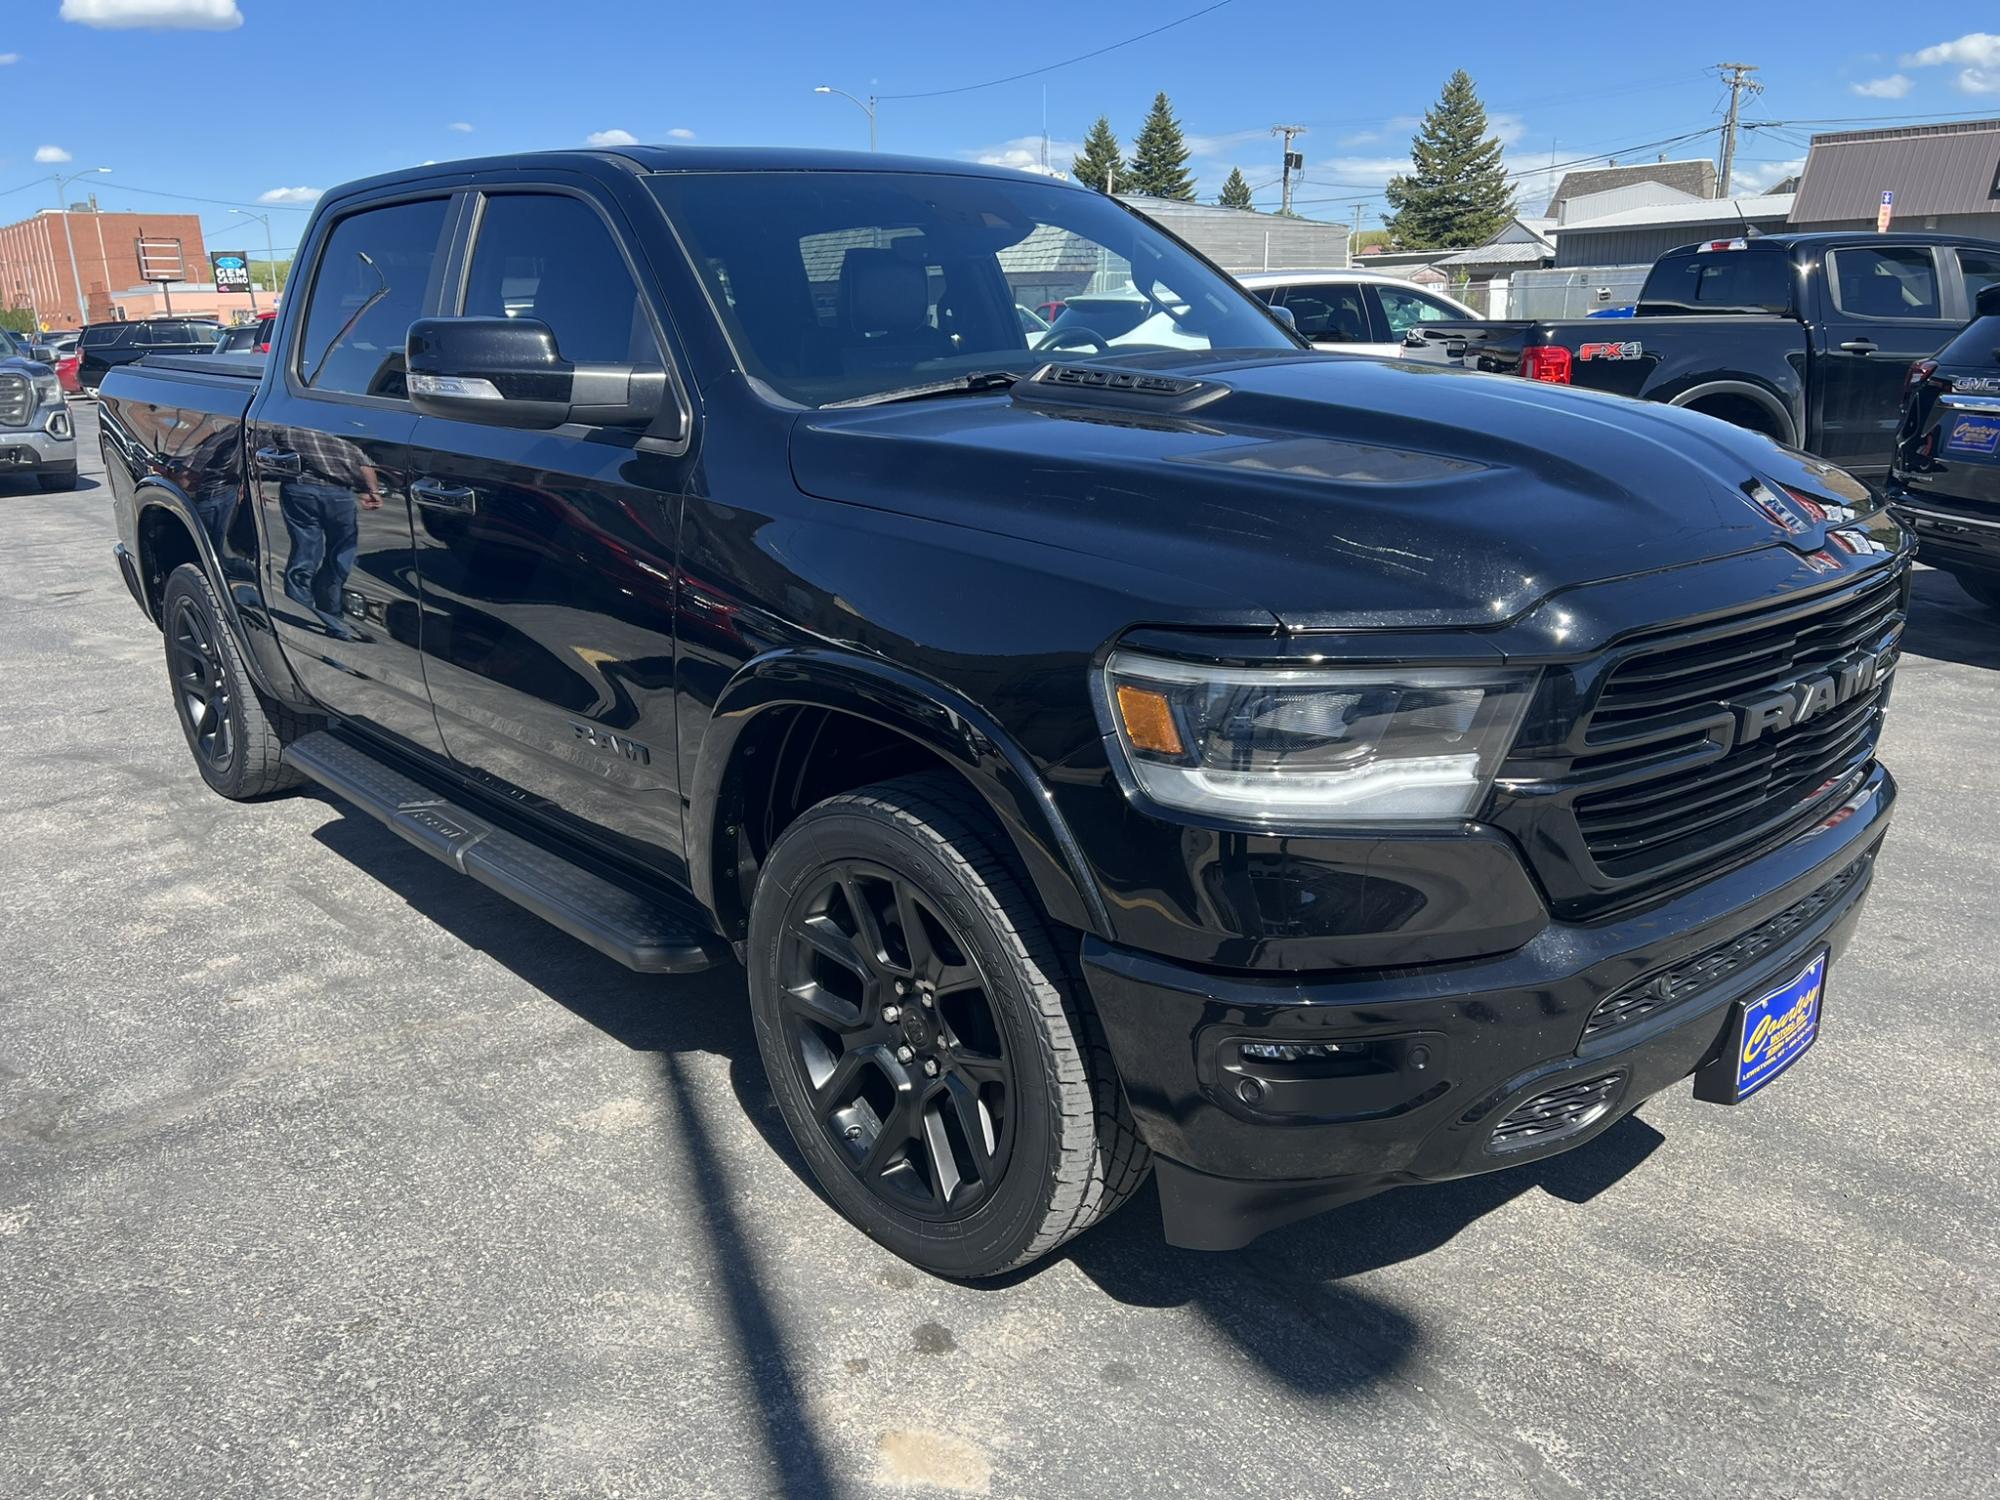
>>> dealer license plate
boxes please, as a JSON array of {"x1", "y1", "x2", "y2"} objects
[{"x1": 1695, "y1": 951, "x2": 1827, "y2": 1105}]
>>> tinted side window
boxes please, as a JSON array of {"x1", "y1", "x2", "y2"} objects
[
  {"x1": 462, "y1": 193, "x2": 660, "y2": 366},
  {"x1": 298, "y1": 197, "x2": 449, "y2": 398},
  {"x1": 1831, "y1": 246, "x2": 1941, "y2": 320},
  {"x1": 1280, "y1": 284, "x2": 1371, "y2": 343},
  {"x1": 81, "y1": 324, "x2": 127, "y2": 348},
  {"x1": 1959, "y1": 248, "x2": 2000, "y2": 308}
]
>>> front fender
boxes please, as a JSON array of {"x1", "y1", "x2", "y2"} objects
[{"x1": 690, "y1": 648, "x2": 1110, "y2": 939}]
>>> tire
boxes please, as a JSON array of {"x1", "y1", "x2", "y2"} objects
[
  {"x1": 35, "y1": 467, "x2": 79, "y2": 493},
  {"x1": 747, "y1": 771, "x2": 1150, "y2": 1278},
  {"x1": 1953, "y1": 574, "x2": 2000, "y2": 615},
  {"x1": 160, "y1": 563, "x2": 306, "y2": 800}
]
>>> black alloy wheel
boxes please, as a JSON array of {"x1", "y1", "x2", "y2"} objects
[
  {"x1": 158, "y1": 564, "x2": 303, "y2": 800},
  {"x1": 777, "y1": 859, "x2": 1014, "y2": 1220},
  {"x1": 747, "y1": 772, "x2": 1151, "y2": 1279},
  {"x1": 170, "y1": 593, "x2": 236, "y2": 775}
]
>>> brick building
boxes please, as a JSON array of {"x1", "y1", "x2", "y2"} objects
[{"x1": 0, "y1": 207, "x2": 209, "y2": 329}]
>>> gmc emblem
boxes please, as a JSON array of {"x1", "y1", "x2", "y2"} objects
[{"x1": 1731, "y1": 645, "x2": 1897, "y2": 746}]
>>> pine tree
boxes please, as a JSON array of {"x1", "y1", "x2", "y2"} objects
[
  {"x1": 1125, "y1": 92, "x2": 1195, "y2": 200},
  {"x1": 1382, "y1": 71, "x2": 1515, "y2": 249},
  {"x1": 1071, "y1": 116, "x2": 1125, "y2": 194},
  {"x1": 1217, "y1": 167, "x2": 1253, "y2": 210}
]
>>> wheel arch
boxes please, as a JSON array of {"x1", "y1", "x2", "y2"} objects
[
  {"x1": 1667, "y1": 379, "x2": 1800, "y2": 446},
  {"x1": 132, "y1": 477, "x2": 297, "y2": 704},
  {"x1": 691, "y1": 649, "x2": 1109, "y2": 946}
]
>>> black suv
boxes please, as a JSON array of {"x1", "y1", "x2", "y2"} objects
[
  {"x1": 99, "y1": 148, "x2": 1905, "y2": 1277},
  {"x1": 76, "y1": 318, "x2": 219, "y2": 392}
]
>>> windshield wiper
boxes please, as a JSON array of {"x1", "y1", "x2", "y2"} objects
[{"x1": 823, "y1": 370, "x2": 1023, "y2": 409}]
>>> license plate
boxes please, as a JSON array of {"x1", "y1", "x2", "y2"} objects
[{"x1": 1695, "y1": 951, "x2": 1827, "y2": 1105}]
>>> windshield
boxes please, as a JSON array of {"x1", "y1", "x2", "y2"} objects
[
  {"x1": 1638, "y1": 248, "x2": 1795, "y2": 315},
  {"x1": 648, "y1": 170, "x2": 1296, "y2": 406},
  {"x1": 0, "y1": 328, "x2": 28, "y2": 359}
]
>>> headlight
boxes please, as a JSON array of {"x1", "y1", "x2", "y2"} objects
[
  {"x1": 1102, "y1": 650, "x2": 1535, "y2": 824},
  {"x1": 32, "y1": 373, "x2": 61, "y2": 405}
]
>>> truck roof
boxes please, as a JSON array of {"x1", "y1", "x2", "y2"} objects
[
  {"x1": 1660, "y1": 229, "x2": 2000, "y2": 255},
  {"x1": 324, "y1": 146, "x2": 1083, "y2": 207}
]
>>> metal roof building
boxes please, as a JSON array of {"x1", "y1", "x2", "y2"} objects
[
  {"x1": 1551, "y1": 193, "x2": 1795, "y2": 267},
  {"x1": 1547, "y1": 159, "x2": 1717, "y2": 216},
  {"x1": 1116, "y1": 195, "x2": 1350, "y2": 272},
  {"x1": 1786, "y1": 119, "x2": 2000, "y2": 236}
]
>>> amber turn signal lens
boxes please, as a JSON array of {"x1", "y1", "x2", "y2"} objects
[{"x1": 1115, "y1": 684, "x2": 1184, "y2": 756}]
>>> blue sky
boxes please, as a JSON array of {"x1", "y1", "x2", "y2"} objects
[{"x1": 2, "y1": 0, "x2": 1997, "y2": 262}]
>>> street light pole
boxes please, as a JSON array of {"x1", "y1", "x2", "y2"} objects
[
  {"x1": 50, "y1": 167, "x2": 111, "y2": 327},
  {"x1": 231, "y1": 208, "x2": 277, "y2": 317},
  {"x1": 813, "y1": 85, "x2": 877, "y2": 152}
]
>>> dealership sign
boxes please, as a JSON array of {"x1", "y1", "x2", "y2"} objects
[{"x1": 211, "y1": 251, "x2": 252, "y2": 293}]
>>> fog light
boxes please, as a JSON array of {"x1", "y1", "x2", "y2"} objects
[{"x1": 1238, "y1": 1041, "x2": 1355, "y2": 1062}]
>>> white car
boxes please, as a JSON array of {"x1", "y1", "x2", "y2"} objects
[{"x1": 1235, "y1": 269, "x2": 1476, "y2": 357}]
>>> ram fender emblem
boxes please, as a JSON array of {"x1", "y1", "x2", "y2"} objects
[{"x1": 571, "y1": 722, "x2": 651, "y2": 765}]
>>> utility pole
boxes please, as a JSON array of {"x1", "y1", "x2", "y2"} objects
[
  {"x1": 1271, "y1": 124, "x2": 1307, "y2": 215},
  {"x1": 1713, "y1": 62, "x2": 1762, "y2": 198}
]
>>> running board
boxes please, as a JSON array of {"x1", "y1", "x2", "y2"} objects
[{"x1": 285, "y1": 730, "x2": 718, "y2": 974}]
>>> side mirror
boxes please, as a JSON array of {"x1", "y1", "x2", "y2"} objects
[
  {"x1": 405, "y1": 316, "x2": 670, "y2": 432},
  {"x1": 1268, "y1": 304, "x2": 1298, "y2": 333},
  {"x1": 1977, "y1": 283, "x2": 2000, "y2": 320}
]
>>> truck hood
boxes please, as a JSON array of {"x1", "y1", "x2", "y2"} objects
[{"x1": 789, "y1": 352, "x2": 1830, "y2": 629}]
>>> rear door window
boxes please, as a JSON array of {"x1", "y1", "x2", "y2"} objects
[
  {"x1": 1829, "y1": 246, "x2": 1942, "y2": 320},
  {"x1": 81, "y1": 324, "x2": 128, "y2": 348},
  {"x1": 297, "y1": 197, "x2": 451, "y2": 399},
  {"x1": 1278, "y1": 283, "x2": 1372, "y2": 343}
]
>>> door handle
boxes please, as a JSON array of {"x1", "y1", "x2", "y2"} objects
[
  {"x1": 254, "y1": 446, "x2": 301, "y2": 475},
  {"x1": 1839, "y1": 338, "x2": 1878, "y2": 354},
  {"x1": 411, "y1": 477, "x2": 477, "y2": 512}
]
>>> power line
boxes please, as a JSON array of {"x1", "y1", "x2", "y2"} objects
[
  {"x1": 90, "y1": 179, "x2": 315, "y2": 212},
  {"x1": 876, "y1": 0, "x2": 1234, "y2": 100}
]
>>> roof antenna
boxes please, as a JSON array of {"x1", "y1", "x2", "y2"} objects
[{"x1": 1731, "y1": 197, "x2": 1760, "y2": 238}]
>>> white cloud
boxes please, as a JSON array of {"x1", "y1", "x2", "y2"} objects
[
  {"x1": 1899, "y1": 32, "x2": 2000, "y2": 90},
  {"x1": 967, "y1": 135, "x2": 1082, "y2": 174},
  {"x1": 0, "y1": 53, "x2": 19, "y2": 65},
  {"x1": 1337, "y1": 130, "x2": 1379, "y2": 147},
  {"x1": 1731, "y1": 156, "x2": 1806, "y2": 195},
  {"x1": 667, "y1": 127, "x2": 696, "y2": 140},
  {"x1": 1182, "y1": 127, "x2": 1267, "y2": 158},
  {"x1": 1487, "y1": 112, "x2": 1528, "y2": 148},
  {"x1": 259, "y1": 186, "x2": 323, "y2": 205},
  {"x1": 1901, "y1": 31, "x2": 2000, "y2": 68},
  {"x1": 34, "y1": 145, "x2": 72, "y2": 164},
  {"x1": 448, "y1": 121, "x2": 474, "y2": 133},
  {"x1": 585, "y1": 128, "x2": 639, "y2": 147},
  {"x1": 1851, "y1": 73, "x2": 1912, "y2": 98},
  {"x1": 60, "y1": 0, "x2": 242, "y2": 29}
]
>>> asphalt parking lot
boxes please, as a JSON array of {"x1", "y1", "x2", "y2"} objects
[{"x1": 3, "y1": 403, "x2": 1996, "y2": 1500}]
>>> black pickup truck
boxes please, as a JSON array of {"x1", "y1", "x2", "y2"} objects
[
  {"x1": 1409, "y1": 232, "x2": 2000, "y2": 478},
  {"x1": 1889, "y1": 282, "x2": 2000, "y2": 612},
  {"x1": 101, "y1": 148, "x2": 1908, "y2": 1277}
]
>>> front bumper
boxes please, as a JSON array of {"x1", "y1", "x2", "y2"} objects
[
  {"x1": 1, "y1": 404, "x2": 77, "y2": 476},
  {"x1": 1084, "y1": 763, "x2": 1895, "y2": 1251}
]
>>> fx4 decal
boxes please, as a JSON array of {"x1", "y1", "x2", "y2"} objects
[{"x1": 1578, "y1": 341, "x2": 1644, "y2": 361}]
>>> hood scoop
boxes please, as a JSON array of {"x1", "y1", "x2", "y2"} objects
[{"x1": 1013, "y1": 362, "x2": 1229, "y2": 415}]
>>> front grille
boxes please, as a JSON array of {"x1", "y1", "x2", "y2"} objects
[
  {"x1": 1570, "y1": 570, "x2": 1905, "y2": 885},
  {"x1": 1583, "y1": 855, "x2": 1871, "y2": 1039},
  {"x1": 1489, "y1": 1073, "x2": 1624, "y2": 1154},
  {"x1": 0, "y1": 373, "x2": 30, "y2": 429}
]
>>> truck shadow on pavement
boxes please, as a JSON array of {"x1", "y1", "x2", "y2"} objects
[
  {"x1": 1901, "y1": 568, "x2": 2000, "y2": 672},
  {"x1": 306, "y1": 802, "x2": 1665, "y2": 1489}
]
